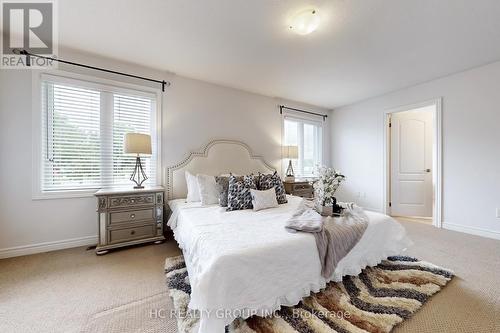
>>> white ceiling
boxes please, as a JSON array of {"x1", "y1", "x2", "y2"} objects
[{"x1": 59, "y1": 0, "x2": 500, "y2": 108}]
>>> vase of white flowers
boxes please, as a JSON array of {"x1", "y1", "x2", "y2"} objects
[{"x1": 313, "y1": 166, "x2": 345, "y2": 216}]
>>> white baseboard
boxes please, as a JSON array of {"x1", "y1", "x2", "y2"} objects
[
  {"x1": 442, "y1": 222, "x2": 500, "y2": 240},
  {"x1": 0, "y1": 235, "x2": 98, "y2": 259}
]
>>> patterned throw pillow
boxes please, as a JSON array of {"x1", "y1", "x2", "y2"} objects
[
  {"x1": 227, "y1": 174, "x2": 257, "y2": 211},
  {"x1": 215, "y1": 176, "x2": 230, "y2": 207},
  {"x1": 258, "y1": 171, "x2": 288, "y2": 204}
]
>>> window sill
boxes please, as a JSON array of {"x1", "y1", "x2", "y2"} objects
[{"x1": 32, "y1": 189, "x2": 98, "y2": 200}]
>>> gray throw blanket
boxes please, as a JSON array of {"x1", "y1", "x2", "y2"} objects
[{"x1": 286, "y1": 200, "x2": 368, "y2": 278}]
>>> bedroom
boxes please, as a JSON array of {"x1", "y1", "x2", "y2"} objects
[{"x1": 0, "y1": 1, "x2": 499, "y2": 332}]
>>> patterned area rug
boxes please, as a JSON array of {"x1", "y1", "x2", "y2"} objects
[{"x1": 165, "y1": 255, "x2": 454, "y2": 333}]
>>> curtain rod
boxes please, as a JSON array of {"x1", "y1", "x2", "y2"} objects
[
  {"x1": 13, "y1": 49, "x2": 171, "y2": 92},
  {"x1": 279, "y1": 105, "x2": 328, "y2": 121}
]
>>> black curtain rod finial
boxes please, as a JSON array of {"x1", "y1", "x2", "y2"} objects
[{"x1": 14, "y1": 49, "x2": 31, "y2": 66}]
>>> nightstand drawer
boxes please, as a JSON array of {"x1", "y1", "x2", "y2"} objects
[
  {"x1": 109, "y1": 225, "x2": 155, "y2": 244},
  {"x1": 294, "y1": 189, "x2": 313, "y2": 198},
  {"x1": 109, "y1": 194, "x2": 155, "y2": 208},
  {"x1": 110, "y1": 208, "x2": 155, "y2": 225},
  {"x1": 284, "y1": 181, "x2": 314, "y2": 198},
  {"x1": 293, "y1": 184, "x2": 311, "y2": 191}
]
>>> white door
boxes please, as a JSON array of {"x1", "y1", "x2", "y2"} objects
[{"x1": 390, "y1": 107, "x2": 433, "y2": 217}]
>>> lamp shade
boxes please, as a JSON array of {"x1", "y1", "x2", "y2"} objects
[
  {"x1": 282, "y1": 145, "x2": 298, "y2": 159},
  {"x1": 124, "y1": 133, "x2": 152, "y2": 155}
]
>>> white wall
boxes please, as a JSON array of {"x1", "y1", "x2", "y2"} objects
[
  {"x1": 331, "y1": 61, "x2": 500, "y2": 239},
  {"x1": 162, "y1": 75, "x2": 331, "y2": 171},
  {"x1": 0, "y1": 48, "x2": 331, "y2": 257}
]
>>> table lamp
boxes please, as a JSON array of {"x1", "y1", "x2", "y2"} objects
[{"x1": 124, "y1": 133, "x2": 151, "y2": 189}]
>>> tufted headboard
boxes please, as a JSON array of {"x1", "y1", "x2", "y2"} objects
[{"x1": 164, "y1": 139, "x2": 276, "y2": 199}]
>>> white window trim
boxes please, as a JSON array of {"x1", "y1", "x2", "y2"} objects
[
  {"x1": 32, "y1": 69, "x2": 163, "y2": 200},
  {"x1": 281, "y1": 110, "x2": 324, "y2": 178}
]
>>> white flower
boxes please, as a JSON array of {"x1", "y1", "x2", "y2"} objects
[{"x1": 313, "y1": 165, "x2": 345, "y2": 206}]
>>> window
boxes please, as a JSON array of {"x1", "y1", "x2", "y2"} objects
[
  {"x1": 283, "y1": 115, "x2": 323, "y2": 177},
  {"x1": 39, "y1": 74, "x2": 158, "y2": 194}
]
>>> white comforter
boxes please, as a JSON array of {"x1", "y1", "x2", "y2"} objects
[{"x1": 168, "y1": 195, "x2": 411, "y2": 331}]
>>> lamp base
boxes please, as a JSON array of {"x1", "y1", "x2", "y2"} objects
[
  {"x1": 286, "y1": 159, "x2": 295, "y2": 179},
  {"x1": 130, "y1": 156, "x2": 148, "y2": 188}
]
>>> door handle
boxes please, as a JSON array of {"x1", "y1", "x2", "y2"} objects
[{"x1": 425, "y1": 169, "x2": 431, "y2": 173}]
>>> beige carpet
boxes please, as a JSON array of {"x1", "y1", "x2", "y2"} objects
[{"x1": 1, "y1": 220, "x2": 499, "y2": 333}]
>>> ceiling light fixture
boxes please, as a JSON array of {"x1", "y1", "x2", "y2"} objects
[{"x1": 289, "y1": 9, "x2": 320, "y2": 35}]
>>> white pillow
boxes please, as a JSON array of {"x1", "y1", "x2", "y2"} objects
[
  {"x1": 197, "y1": 174, "x2": 219, "y2": 206},
  {"x1": 250, "y1": 188, "x2": 278, "y2": 211},
  {"x1": 185, "y1": 171, "x2": 200, "y2": 202}
]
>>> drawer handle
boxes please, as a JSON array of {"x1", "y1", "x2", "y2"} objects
[
  {"x1": 130, "y1": 230, "x2": 136, "y2": 235},
  {"x1": 131, "y1": 199, "x2": 135, "y2": 203},
  {"x1": 130, "y1": 213, "x2": 136, "y2": 219}
]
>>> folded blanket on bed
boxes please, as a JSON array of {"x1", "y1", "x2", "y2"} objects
[
  {"x1": 285, "y1": 200, "x2": 369, "y2": 278},
  {"x1": 285, "y1": 200, "x2": 323, "y2": 233}
]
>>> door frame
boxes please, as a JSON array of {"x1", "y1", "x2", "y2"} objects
[{"x1": 382, "y1": 98, "x2": 442, "y2": 228}]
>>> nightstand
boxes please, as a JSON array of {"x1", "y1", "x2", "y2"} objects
[
  {"x1": 94, "y1": 186, "x2": 166, "y2": 255},
  {"x1": 283, "y1": 180, "x2": 314, "y2": 198}
]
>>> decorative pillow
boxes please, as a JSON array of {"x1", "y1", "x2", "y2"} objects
[
  {"x1": 196, "y1": 174, "x2": 219, "y2": 206},
  {"x1": 215, "y1": 176, "x2": 230, "y2": 207},
  {"x1": 227, "y1": 174, "x2": 257, "y2": 211},
  {"x1": 185, "y1": 171, "x2": 200, "y2": 202},
  {"x1": 250, "y1": 188, "x2": 279, "y2": 211},
  {"x1": 216, "y1": 174, "x2": 259, "y2": 207},
  {"x1": 258, "y1": 171, "x2": 288, "y2": 204}
]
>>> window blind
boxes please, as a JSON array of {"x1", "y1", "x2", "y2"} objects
[
  {"x1": 41, "y1": 77, "x2": 157, "y2": 192},
  {"x1": 283, "y1": 116, "x2": 323, "y2": 177},
  {"x1": 112, "y1": 94, "x2": 156, "y2": 186}
]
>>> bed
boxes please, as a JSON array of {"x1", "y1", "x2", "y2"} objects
[{"x1": 165, "y1": 140, "x2": 412, "y2": 333}]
